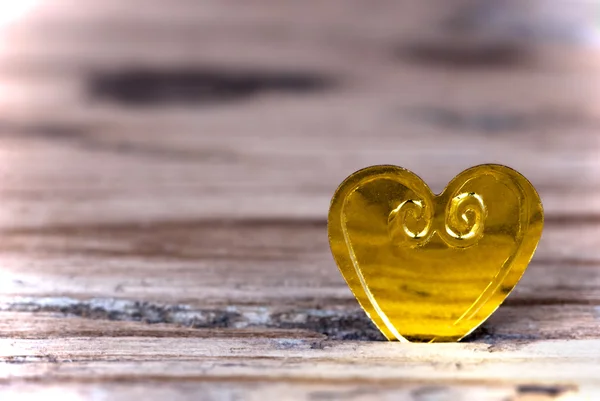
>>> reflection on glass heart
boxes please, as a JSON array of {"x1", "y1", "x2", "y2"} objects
[{"x1": 328, "y1": 165, "x2": 543, "y2": 342}]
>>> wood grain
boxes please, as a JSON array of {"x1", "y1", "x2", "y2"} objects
[{"x1": 0, "y1": 0, "x2": 600, "y2": 399}]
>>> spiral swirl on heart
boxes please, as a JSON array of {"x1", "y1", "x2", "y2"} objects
[
  {"x1": 444, "y1": 192, "x2": 486, "y2": 245},
  {"x1": 388, "y1": 198, "x2": 434, "y2": 246}
]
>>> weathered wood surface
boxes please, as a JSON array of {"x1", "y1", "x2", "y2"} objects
[{"x1": 0, "y1": 0, "x2": 600, "y2": 399}]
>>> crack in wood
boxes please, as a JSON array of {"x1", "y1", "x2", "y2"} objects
[
  {"x1": 4, "y1": 355, "x2": 62, "y2": 364},
  {"x1": 516, "y1": 384, "x2": 577, "y2": 398},
  {"x1": 4, "y1": 296, "x2": 576, "y2": 344},
  {"x1": 398, "y1": 41, "x2": 531, "y2": 69},
  {"x1": 87, "y1": 67, "x2": 335, "y2": 106},
  {"x1": 1, "y1": 297, "x2": 385, "y2": 341}
]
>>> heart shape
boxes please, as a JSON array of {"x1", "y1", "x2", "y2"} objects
[{"x1": 328, "y1": 165, "x2": 543, "y2": 342}]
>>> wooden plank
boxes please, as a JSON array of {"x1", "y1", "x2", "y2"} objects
[
  {"x1": 0, "y1": 381, "x2": 584, "y2": 401},
  {"x1": 0, "y1": 222, "x2": 598, "y2": 344},
  {"x1": 0, "y1": 131, "x2": 597, "y2": 227},
  {"x1": 0, "y1": 222, "x2": 596, "y2": 304},
  {"x1": 1, "y1": 298, "x2": 599, "y2": 342},
  {"x1": 0, "y1": 336, "x2": 599, "y2": 392}
]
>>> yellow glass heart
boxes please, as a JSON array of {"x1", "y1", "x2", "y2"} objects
[{"x1": 328, "y1": 165, "x2": 543, "y2": 342}]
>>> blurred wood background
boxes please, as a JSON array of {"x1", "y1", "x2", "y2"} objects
[{"x1": 0, "y1": 0, "x2": 599, "y2": 399}]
